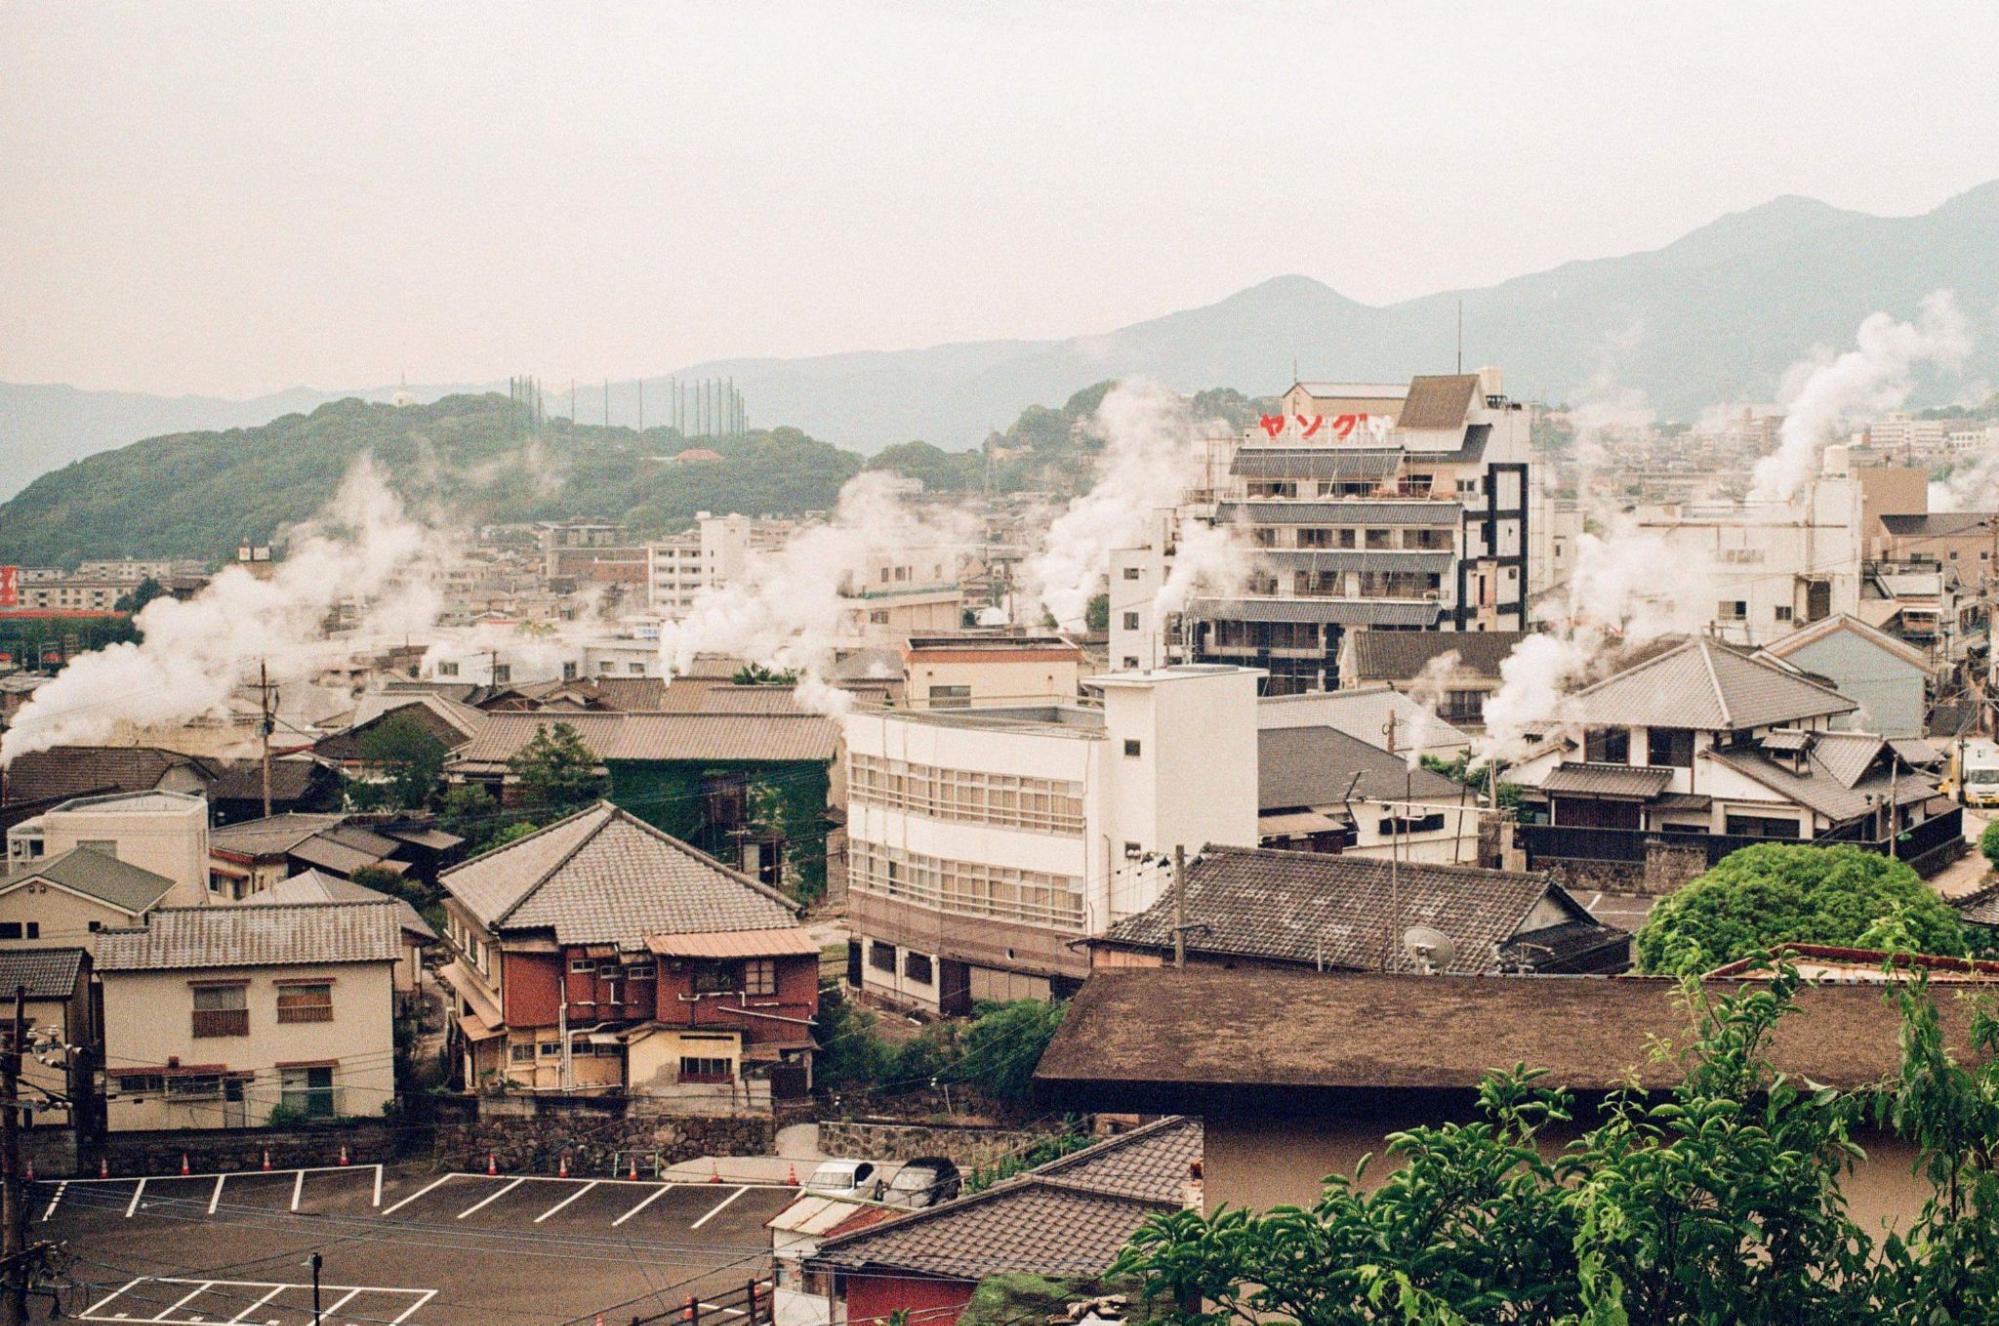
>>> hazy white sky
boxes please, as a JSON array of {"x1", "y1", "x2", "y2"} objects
[{"x1": 4, "y1": 0, "x2": 1996, "y2": 398}]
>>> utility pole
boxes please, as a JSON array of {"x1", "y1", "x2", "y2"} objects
[
  {"x1": 253, "y1": 659, "x2": 277, "y2": 819},
  {"x1": 3, "y1": 984, "x2": 26, "y2": 1326},
  {"x1": 310, "y1": 1252, "x2": 323, "y2": 1324},
  {"x1": 1171, "y1": 845, "x2": 1187, "y2": 968}
]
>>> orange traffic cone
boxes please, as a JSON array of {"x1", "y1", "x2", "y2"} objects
[
  {"x1": 708, "y1": 1161, "x2": 721, "y2": 1185},
  {"x1": 262, "y1": 1148, "x2": 272, "y2": 1172},
  {"x1": 98, "y1": 1157, "x2": 109, "y2": 1179},
  {"x1": 486, "y1": 1151, "x2": 499, "y2": 1177},
  {"x1": 338, "y1": 1144, "x2": 350, "y2": 1167},
  {"x1": 785, "y1": 1163, "x2": 798, "y2": 1186},
  {"x1": 596, "y1": 1317, "x2": 605, "y2": 1326},
  {"x1": 558, "y1": 1153, "x2": 569, "y2": 1178},
  {"x1": 180, "y1": 1153, "x2": 191, "y2": 1176},
  {"x1": 627, "y1": 1155, "x2": 638, "y2": 1181}
]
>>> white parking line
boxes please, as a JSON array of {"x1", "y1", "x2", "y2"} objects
[
  {"x1": 373, "y1": 1162, "x2": 384, "y2": 1207},
  {"x1": 207, "y1": 1173, "x2": 226, "y2": 1215},
  {"x1": 291, "y1": 1167, "x2": 306, "y2": 1212},
  {"x1": 226, "y1": 1283, "x2": 287, "y2": 1322},
  {"x1": 455, "y1": 1175, "x2": 524, "y2": 1219},
  {"x1": 380, "y1": 1173, "x2": 456, "y2": 1217},
  {"x1": 77, "y1": 1276, "x2": 143, "y2": 1319},
  {"x1": 690, "y1": 1185, "x2": 749, "y2": 1229},
  {"x1": 124, "y1": 1177, "x2": 147, "y2": 1219},
  {"x1": 39, "y1": 1180, "x2": 64, "y2": 1222},
  {"x1": 157, "y1": 1279, "x2": 215, "y2": 1319},
  {"x1": 389, "y1": 1288, "x2": 438, "y2": 1323},
  {"x1": 323, "y1": 1287, "x2": 363, "y2": 1317},
  {"x1": 612, "y1": 1183, "x2": 674, "y2": 1227},
  {"x1": 534, "y1": 1179, "x2": 599, "y2": 1223}
]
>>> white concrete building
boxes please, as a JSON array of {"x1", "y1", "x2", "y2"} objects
[
  {"x1": 1630, "y1": 448, "x2": 1864, "y2": 647},
  {"x1": 834, "y1": 549, "x2": 964, "y2": 649},
  {"x1": 842, "y1": 664, "x2": 1262, "y2": 1013},
  {"x1": 1111, "y1": 369, "x2": 1551, "y2": 694},
  {"x1": 645, "y1": 512, "x2": 792, "y2": 618},
  {"x1": 5, "y1": 789, "x2": 212, "y2": 907}
]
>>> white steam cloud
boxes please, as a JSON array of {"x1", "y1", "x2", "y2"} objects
[
  {"x1": 657, "y1": 471, "x2": 980, "y2": 715},
  {"x1": 1750, "y1": 292, "x2": 1973, "y2": 502},
  {"x1": 1022, "y1": 380, "x2": 1223, "y2": 631},
  {"x1": 1, "y1": 457, "x2": 449, "y2": 765}
]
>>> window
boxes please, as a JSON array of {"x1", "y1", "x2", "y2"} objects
[
  {"x1": 1378, "y1": 812, "x2": 1448, "y2": 836},
  {"x1": 191, "y1": 984, "x2": 249, "y2": 1038},
  {"x1": 693, "y1": 962, "x2": 740, "y2": 993},
  {"x1": 903, "y1": 952, "x2": 934, "y2": 984},
  {"x1": 0, "y1": 923, "x2": 27, "y2": 940},
  {"x1": 1122, "y1": 657, "x2": 1139, "y2": 668},
  {"x1": 1647, "y1": 727, "x2": 1695, "y2": 769},
  {"x1": 624, "y1": 962, "x2": 656, "y2": 981},
  {"x1": 1121, "y1": 612, "x2": 1140, "y2": 631},
  {"x1": 1441, "y1": 689, "x2": 1484, "y2": 723},
  {"x1": 490, "y1": 664, "x2": 511, "y2": 684},
  {"x1": 280, "y1": 1065, "x2": 335, "y2": 1119},
  {"x1": 927, "y1": 684, "x2": 971, "y2": 710},
  {"x1": 868, "y1": 941, "x2": 897, "y2": 973},
  {"x1": 116, "y1": 1073, "x2": 164, "y2": 1094},
  {"x1": 569, "y1": 958, "x2": 596, "y2": 973},
  {"x1": 537, "y1": 1042, "x2": 562, "y2": 1059},
  {"x1": 1717, "y1": 600, "x2": 1748, "y2": 621},
  {"x1": 166, "y1": 1074, "x2": 224, "y2": 1100},
  {"x1": 509, "y1": 1043, "x2": 535, "y2": 1064},
  {"x1": 1123, "y1": 739, "x2": 1142, "y2": 758},
  {"x1": 1584, "y1": 728, "x2": 1630, "y2": 765},
  {"x1": 869, "y1": 609, "x2": 890, "y2": 625},
  {"x1": 276, "y1": 982, "x2": 333, "y2": 1024},
  {"x1": 1725, "y1": 815, "x2": 1800, "y2": 840},
  {"x1": 743, "y1": 959, "x2": 776, "y2": 996},
  {"x1": 1122, "y1": 567, "x2": 1141, "y2": 580},
  {"x1": 437, "y1": 660, "x2": 459, "y2": 677},
  {"x1": 679, "y1": 1056, "x2": 733, "y2": 1082}
]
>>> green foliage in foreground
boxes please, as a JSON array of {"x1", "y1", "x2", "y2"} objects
[
  {"x1": 1634, "y1": 843, "x2": 1965, "y2": 976},
  {"x1": 1980, "y1": 819, "x2": 1999, "y2": 870},
  {"x1": 1114, "y1": 966, "x2": 1999, "y2": 1325}
]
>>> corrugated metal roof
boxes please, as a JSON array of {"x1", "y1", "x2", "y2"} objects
[
  {"x1": 449, "y1": 712, "x2": 838, "y2": 767},
  {"x1": 1190, "y1": 597, "x2": 1444, "y2": 627},
  {"x1": 1396, "y1": 374, "x2": 1481, "y2": 430},
  {"x1": 1228, "y1": 449, "x2": 1402, "y2": 480},
  {"x1": 1214, "y1": 500, "x2": 1463, "y2": 527},
  {"x1": 646, "y1": 927, "x2": 820, "y2": 958},
  {"x1": 1258, "y1": 725, "x2": 1461, "y2": 809},
  {"x1": 95, "y1": 900, "x2": 404, "y2": 971}
]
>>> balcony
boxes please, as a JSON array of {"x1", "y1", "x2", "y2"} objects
[{"x1": 192, "y1": 1009, "x2": 249, "y2": 1038}]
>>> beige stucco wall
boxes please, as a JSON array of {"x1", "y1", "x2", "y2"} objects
[
  {"x1": 40, "y1": 797, "x2": 211, "y2": 907},
  {"x1": 100, "y1": 959, "x2": 396, "y2": 1131},
  {"x1": 0, "y1": 881, "x2": 136, "y2": 950},
  {"x1": 906, "y1": 657, "x2": 1082, "y2": 709}
]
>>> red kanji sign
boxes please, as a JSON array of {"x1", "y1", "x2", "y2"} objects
[{"x1": 0, "y1": 566, "x2": 16, "y2": 609}]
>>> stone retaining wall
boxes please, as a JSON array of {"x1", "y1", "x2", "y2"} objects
[
  {"x1": 433, "y1": 1098, "x2": 773, "y2": 1174},
  {"x1": 815, "y1": 1119, "x2": 1055, "y2": 1169},
  {"x1": 89, "y1": 1120, "x2": 397, "y2": 1178}
]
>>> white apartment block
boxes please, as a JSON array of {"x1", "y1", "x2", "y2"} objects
[
  {"x1": 645, "y1": 512, "x2": 791, "y2": 618},
  {"x1": 1631, "y1": 448, "x2": 1863, "y2": 647},
  {"x1": 842, "y1": 664, "x2": 1261, "y2": 1013},
  {"x1": 6, "y1": 790, "x2": 213, "y2": 907},
  {"x1": 835, "y1": 549, "x2": 964, "y2": 648},
  {"x1": 1111, "y1": 369, "x2": 1549, "y2": 694}
]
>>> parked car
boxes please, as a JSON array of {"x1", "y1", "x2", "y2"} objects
[
  {"x1": 804, "y1": 1159, "x2": 882, "y2": 1200},
  {"x1": 882, "y1": 1157, "x2": 960, "y2": 1209}
]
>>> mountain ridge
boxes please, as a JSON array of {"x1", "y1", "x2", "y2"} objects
[{"x1": 4, "y1": 180, "x2": 1994, "y2": 494}]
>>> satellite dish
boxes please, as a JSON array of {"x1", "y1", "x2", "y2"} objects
[{"x1": 1403, "y1": 926, "x2": 1456, "y2": 975}]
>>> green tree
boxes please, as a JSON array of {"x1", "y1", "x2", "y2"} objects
[
  {"x1": 113, "y1": 576, "x2": 167, "y2": 614},
  {"x1": 488, "y1": 820, "x2": 540, "y2": 849},
  {"x1": 1113, "y1": 967, "x2": 1999, "y2": 1325},
  {"x1": 732, "y1": 662, "x2": 799, "y2": 687},
  {"x1": 439, "y1": 781, "x2": 498, "y2": 847},
  {"x1": 1085, "y1": 593, "x2": 1110, "y2": 633},
  {"x1": 1981, "y1": 819, "x2": 1999, "y2": 870},
  {"x1": 352, "y1": 714, "x2": 447, "y2": 810},
  {"x1": 960, "y1": 1000, "x2": 1065, "y2": 1106},
  {"x1": 1635, "y1": 843, "x2": 1965, "y2": 976},
  {"x1": 506, "y1": 721, "x2": 607, "y2": 816}
]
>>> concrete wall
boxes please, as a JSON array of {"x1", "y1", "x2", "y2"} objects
[
  {"x1": 100, "y1": 959, "x2": 396, "y2": 1130},
  {"x1": 434, "y1": 1096, "x2": 774, "y2": 1173},
  {"x1": 815, "y1": 1119, "x2": 1059, "y2": 1169},
  {"x1": 39, "y1": 793, "x2": 211, "y2": 907}
]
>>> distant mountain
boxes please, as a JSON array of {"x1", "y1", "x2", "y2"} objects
[{"x1": 7, "y1": 181, "x2": 1996, "y2": 491}]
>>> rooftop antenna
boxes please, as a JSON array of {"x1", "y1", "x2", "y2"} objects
[{"x1": 1403, "y1": 926, "x2": 1457, "y2": 975}]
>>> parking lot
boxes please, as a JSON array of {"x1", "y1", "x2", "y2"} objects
[{"x1": 38, "y1": 1164, "x2": 799, "y2": 1325}]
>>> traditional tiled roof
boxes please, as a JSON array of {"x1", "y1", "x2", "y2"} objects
[
  {"x1": 1954, "y1": 883, "x2": 1999, "y2": 929},
  {"x1": 1396, "y1": 374, "x2": 1481, "y2": 431},
  {"x1": 1189, "y1": 597, "x2": 1443, "y2": 628},
  {"x1": 206, "y1": 758, "x2": 326, "y2": 805},
  {"x1": 1, "y1": 745, "x2": 215, "y2": 805},
  {"x1": 1704, "y1": 745, "x2": 1934, "y2": 822},
  {"x1": 314, "y1": 698, "x2": 484, "y2": 763},
  {"x1": 1, "y1": 846, "x2": 175, "y2": 916},
  {"x1": 1348, "y1": 631, "x2": 1529, "y2": 683},
  {"x1": 440, "y1": 801, "x2": 800, "y2": 946},
  {"x1": 1257, "y1": 726, "x2": 1461, "y2": 810},
  {"x1": 1565, "y1": 637, "x2": 1855, "y2": 731},
  {"x1": 809, "y1": 1118, "x2": 1198, "y2": 1280},
  {"x1": 95, "y1": 900, "x2": 403, "y2": 972},
  {"x1": 246, "y1": 869, "x2": 436, "y2": 942},
  {"x1": 1213, "y1": 500, "x2": 1463, "y2": 527},
  {"x1": 1259, "y1": 685, "x2": 1472, "y2": 751},
  {"x1": 210, "y1": 813, "x2": 348, "y2": 857},
  {"x1": 1095, "y1": 845, "x2": 1620, "y2": 975},
  {"x1": 1036, "y1": 968, "x2": 1980, "y2": 1097},
  {"x1": 449, "y1": 712, "x2": 839, "y2": 768},
  {"x1": 1538, "y1": 763, "x2": 1675, "y2": 799},
  {"x1": 0, "y1": 948, "x2": 87, "y2": 999}
]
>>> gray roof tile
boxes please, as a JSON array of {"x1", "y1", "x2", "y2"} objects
[
  {"x1": 1349, "y1": 631, "x2": 1530, "y2": 682},
  {"x1": 1258, "y1": 726, "x2": 1461, "y2": 809},
  {"x1": 1567, "y1": 638, "x2": 1855, "y2": 731},
  {"x1": 95, "y1": 900, "x2": 403, "y2": 971},
  {"x1": 3, "y1": 846, "x2": 175, "y2": 916},
  {"x1": 0, "y1": 948, "x2": 87, "y2": 999}
]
